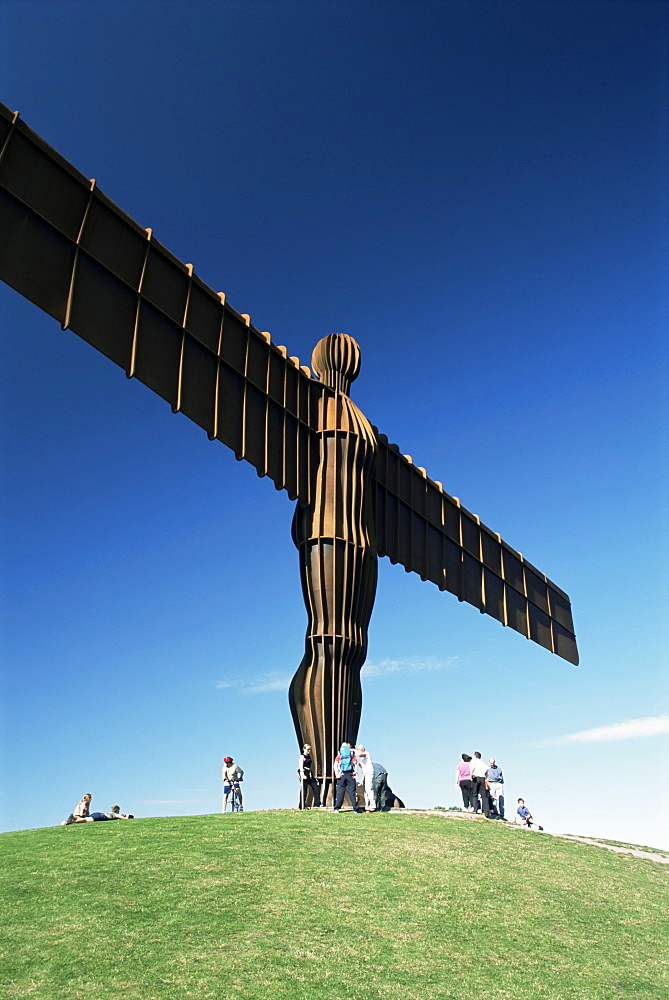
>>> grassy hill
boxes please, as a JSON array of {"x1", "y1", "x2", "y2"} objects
[{"x1": 1, "y1": 810, "x2": 667, "y2": 1000}]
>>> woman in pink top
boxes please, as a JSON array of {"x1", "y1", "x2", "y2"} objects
[
  {"x1": 455, "y1": 755, "x2": 475, "y2": 812},
  {"x1": 61, "y1": 793, "x2": 92, "y2": 825}
]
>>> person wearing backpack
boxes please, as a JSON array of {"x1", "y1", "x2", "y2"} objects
[{"x1": 333, "y1": 743, "x2": 362, "y2": 812}]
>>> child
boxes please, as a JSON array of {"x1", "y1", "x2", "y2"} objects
[{"x1": 515, "y1": 798, "x2": 543, "y2": 830}]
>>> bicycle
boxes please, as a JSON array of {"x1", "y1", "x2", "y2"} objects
[{"x1": 224, "y1": 783, "x2": 243, "y2": 813}]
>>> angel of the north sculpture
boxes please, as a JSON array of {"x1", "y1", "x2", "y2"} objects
[{"x1": 0, "y1": 104, "x2": 577, "y2": 802}]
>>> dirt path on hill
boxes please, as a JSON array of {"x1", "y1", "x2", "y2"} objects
[{"x1": 400, "y1": 809, "x2": 669, "y2": 864}]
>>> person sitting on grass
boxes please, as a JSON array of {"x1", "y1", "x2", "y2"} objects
[
  {"x1": 81, "y1": 806, "x2": 134, "y2": 822},
  {"x1": 515, "y1": 798, "x2": 543, "y2": 830},
  {"x1": 61, "y1": 793, "x2": 92, "y2": 824}
]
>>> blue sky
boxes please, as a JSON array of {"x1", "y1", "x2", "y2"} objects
[{"x1": 1, "y1": 1, "x2": 667, "y2": 848}]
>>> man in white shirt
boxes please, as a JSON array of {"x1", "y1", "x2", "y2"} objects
[{"x1": 470, "y1": 751, "x2": 492, "y2": 817}]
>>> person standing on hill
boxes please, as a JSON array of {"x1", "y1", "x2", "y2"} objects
[
  {"x1": 470, "y1": 752, "x2": 492, "y2": 817},
  {"x1": 333, "y1": 743, "x2": 362, "y2": 812},
  {"x1": 486, "y1": 758, "x2": 505, "y2": 819},
  {"x1": 354, "y1": 744, "x2": 376, "y2": 811},
  {"x1": 222, "y1": 756, "x2": 244, "y2": 812},
  {"x1": 372, "y1": 760, "x2": 390, "y2": 811},
  {"x1": 298, "y1": 744, "x2": 322, "y2": 809},
  {"x1": 455, "y1": 754, "x2": 474, "y2": 811}
]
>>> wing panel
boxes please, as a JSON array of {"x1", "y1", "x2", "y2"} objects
[
  {"x1": 0, "y1": 189, "x2": 75, "y2": 320},
  {"x1": 266, "y1": 400, "x2": 285, "y2": 489},
  {"x1": 216, "y1": 362, "x2": 244, "y2": 457},
  {"x1": 425, "y1": 483, "x2": 443, "y2": 528},
  {"x1": 502, "y1": 544, "x2": 524, "y2": 594},
  {"x1": 383, "y1": 493, "x2": 399, "y2": 564},
  {"x1": 68, "y1": 251, "x2": 136, "y2": 367},
  {"x1": 548, "y1": 586, "x2": 576, "y2": 633},
  {"x1": 553, "y1": 623, "x2": 579, "y2": 665},
  {"x1": 179, "y1": 333, "x2": 219, "y2": 436},
  {"x1": 481, "y1": 527, "x2": 502, "y2": 577},
  {"x1": 268, "y1": 351, "x2": 286, "y2": 405},
  {"x1": 133, "y1": 301, "x2": 183, "y2": 406},
  {"x1": 283, "y1": 413, "x2": 299, "y2": 501},
  {"x1": 483, "y1": 568, "x2": 505, "y2": 623},
  {"x1": 373, "y1": 435, "x2": 578, "y2": 664},
  {"x1": 80, "y1": 193, "x2": 147, "y2": 289},
  {"x1": 185, "y1": 278, "x2": 222, "y2": 354},
  {"x1": 461, "y1": 511, "x2": 481, "y2": 559},
  {"x1": 0, "y1": 113, "x2": 11, "y2": 150},
  {"x1": 426, "y1": 524, "x2": 444, "y2": 587},
  {"x1": 373, "y1": 482, "x2": 387, "y2": 557},
  {"x1": 398, "y1": 459, "x2": 413, "y2": 511},
  {"x1": 397, "y1": 502, "x2": 411, "y2": 570},
  {"x1": 143, "y1": 242, "x2": 190, "y2": 325},
  {"x1": 412, "y1": 506, "x2": 426, "y2": 579},
  {"x1": 443, "y1": 537, "x2": 462, "y2": 597},
  {"x1": 505, "y1": 586, "x2": 529, "y2": 637},
  {"x1": 462, "y1": 552, "x2": 484, "y2": 610},
  {"x1": 0, "y1": 125, "x2": 89, "y2": 240},
  {"x1": 529, "y1": 604, "x2": 553, "y2": 652},
  {"x1": 525, "y1": 566, "x2": 550, "y2": 615},
  {"x1": 285, "y1": 363, "x2": 299, "y2": 416},
  {"x1": 442, "y1": 495, "x2": 461, "y2": 543},
  {"x1": 243, "y1": 382, "x2": 268, "y2": 475}
]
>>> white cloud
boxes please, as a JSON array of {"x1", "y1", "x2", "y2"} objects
[
  {"x1": 361, "y1": 659, "x2": 402, "y2": 678},
  {"x1": 215, "y1": 672, "x2": 290, "y2": 695},
  {"x1": 362, "y1": 656, "x2": 458, "y2": 679},
  {"x1": 246, "y1": 674, "x2": 291, "y2": 694},
  {"x1": 535, "y1": 714, "x2": 669, "y2": 746}
]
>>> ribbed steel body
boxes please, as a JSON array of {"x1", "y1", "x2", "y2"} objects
[{"x1": 289, "y1": 338, "x2": 377, "y2": 798}]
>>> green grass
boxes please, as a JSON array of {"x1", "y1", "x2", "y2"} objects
[{"x1": 1, "y1": 811, "x2": 667, "y2": 999}]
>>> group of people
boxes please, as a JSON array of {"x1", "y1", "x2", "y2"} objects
[
  {"x1": 455, "y1": 753, "x2": 542, "y2": 828},
  {"x1": 298, "y1": 741, "x2": 400, "y2": 812},
  {"x1": 61, "y1": 754, "x2": 541, "y2": 826},
  {"x1": 456, "y1": 752, "x2": 505, "y2": 819},
  {"x1": 61, "y1": 794, "x2": 134, "y2": 824}
]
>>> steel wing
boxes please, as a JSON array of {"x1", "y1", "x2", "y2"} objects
[
  {"x1": 373, "y1": 433, "x2": 579, "y2": 665},
  {"x1": 0, "y1": 102, "x2": 323, "y2": 502}
]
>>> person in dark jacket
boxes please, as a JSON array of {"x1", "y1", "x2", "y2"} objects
[{"x1": 297, "y1": 744, "x2": 322, "y2": 809}]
